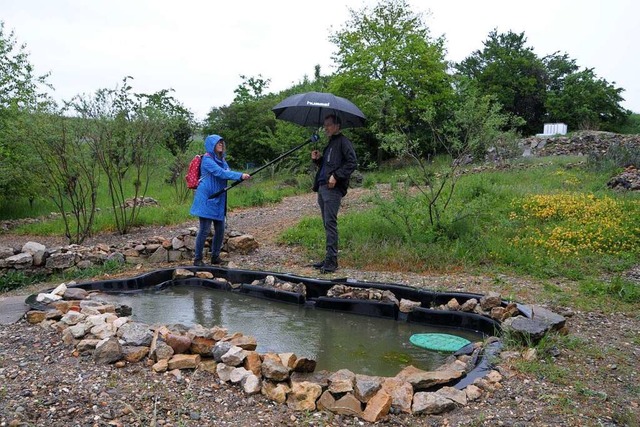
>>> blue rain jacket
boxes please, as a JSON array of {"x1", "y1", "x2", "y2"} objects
[{"x1": 189, "y1": 135, "x2": 243, "y2": 220}]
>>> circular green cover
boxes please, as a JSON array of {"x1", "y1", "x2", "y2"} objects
[{"x1": 409, "y1": 333, "x2": 471, "y2": 352}]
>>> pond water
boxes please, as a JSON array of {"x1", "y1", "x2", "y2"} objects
[{"x1": 99, "y1": 284, "x2": 483, "y2": 376}]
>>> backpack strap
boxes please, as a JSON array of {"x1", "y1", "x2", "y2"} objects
[{"x1": 198, "y1": 152, "x2": 212, "y2": 184}]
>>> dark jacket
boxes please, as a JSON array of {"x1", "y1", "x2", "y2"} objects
[{"x1": 312, "y1": 133, "x2": 357, "y2": 196}]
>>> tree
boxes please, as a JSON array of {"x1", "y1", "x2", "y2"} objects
[
  {"x1": 543, "y1": 53, "x2": 628, "y2": 130},
  {"x1": 328, "y1": 0, "x2": 453, "y2": 164},
  {"x1": 456, "y1": 29, "x2": 547, "y2": 135},
  {"x1": 71, "y1": 77, "x2": 182, "y2": 234},
  {"x1": 203, "y1": 75, "x2": 279, "y2": 169},
  {"x1": 30, "y1": 107, "x2": 100, "y2": 244},
  {"x1": 0, "y1": 21, "x2": 52, "y2": 207}
]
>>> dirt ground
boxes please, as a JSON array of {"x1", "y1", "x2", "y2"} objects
[{"x1": 1, "y1": 189, "x2": 639, "y2": 426}]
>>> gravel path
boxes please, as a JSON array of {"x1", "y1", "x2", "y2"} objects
[{"x1": 1, "y1": 188, "x2": 639, "y2": 426}]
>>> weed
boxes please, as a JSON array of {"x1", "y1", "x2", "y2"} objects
[{"x1": 579, "y1": 276, "x2": 640, "y2": 303}]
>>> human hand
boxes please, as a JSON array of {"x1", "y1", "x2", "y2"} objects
[
  {"x1": 242, "y1": 173, "x2": 251, "y2": 180},
  {"x1": 328, "y1": 174, "x2": 336, "y2": 188},
  {"x1": 311, "y1": 150, "x2": 320, "y2": 160}
]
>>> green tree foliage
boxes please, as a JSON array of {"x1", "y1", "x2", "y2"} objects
[
  {"x1": 374, "y1": 88, "x2": 518, "y2": 240},
  {"x1": 543, "y1": 53, "x2": 628, "y2": 131},
  {"x1": 71, "y1": 77, "x2": 185, "y2": 234},
  {"x1": 203, "y1": 75, "x2": 279, "y2": 169},
  {"x1": 456, "y1": 29, "x2": 547, "y2": 136},
  {"x1": 30, "y1": 108, "x2": 99, "y2": 244},
  {"x1": 0, "y1": 22, "x2": 52, "y2": 206},
  {"x1": 328, "y1": 0, "x2": 453, "y2": 165}
]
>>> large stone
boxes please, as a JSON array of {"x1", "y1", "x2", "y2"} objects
[
  {"x1": 63, "y1": 287, "x2": 89, "y2": 300},
  {"x1": 122, "y1": 346, "x2": 150, "y2": 363},
  {"x1": 261, "y1": 358, "x2": 290, "y2": 381},
  {"x1": 21, "y1": 241, "x2": 46, "y2": 254},
  {"x1": 328, "y1": 369, "x2": 355, "y2": 393},
  {"x1": 7, "y1": 253, "x2": 33, "y2": 269},
  {"x1": 211, "y1": 341, "x2": 233, "y2": 362},
  {"x1": 94, "y1": 336, "x2": 123, "y2": 364},
  {"x1": 190, "y1": 336, "x2": 216, "y2": 355},
  {"x1": 411, "y1": 391, "x2": 456, "y2": 415},
  {"x1": 241, "y1": 374, "x2": 261, "y2": 395},
  {"x1": 362, "y1": 390, "x2": 392, "y2": 423},
  {"x1": 46, "y1": 252, "x2": 76, "y2": 270},
  {"x1": 395, "y1": 365, "x2": 463, "y2": 390},
  {"x1": 230, "y1": 367, "x2": 251, "y2": 384},
  {"x1": 147, "y1": 246, "x2": 169, "y2": 263},
  {"x1": 262, "y1": 380, "x2": 290, "y2": 404},
  {"x1": 502, "y1": 315, "x2": 550, "y2": 344},
  {"x1": 118, "y1": 322, "x2": 153, "y2": 346},
  {"x1": 26, "y1": 310, "x2": 46, "y2": 324},
  {"x1": 354, "y1": 374, "x2": 383, "y2": 403},
  {"x1": 168, "y1": 354, "x2": 200, "y2": 370},
  {"x1": 0, "y1": 245, "x2": 14, "y2": 258},
  {"x1": 216, "y1": 363, "x2": 234, "y2": 382},
  {"x1": 221, "y1": 346, "x2": 246, "y2": 366},
  {"x1": 243, "y1": 351, "x2": 262, "y2": 376},
  {"x1": 381, "y1": 377, "x2": 413, "y2": 414},
  {"x1": 226, "y1": 234, "x2": 258, "y2": 254},
  {"x1": 286, "y1": 381, "x2": 322, "y2": 411},
  {"x1": 165, "y1": 333, "x2": 192, "y2": 354},
  {"x1": 480, "y1": 291, "x2": 502, "y2": 310},
  {"x1": 292, "y1": 357, "x2": 316, "y2": 373},
  {"x1": 230, "y1": 334, "x2": 257, "y2": 351}
]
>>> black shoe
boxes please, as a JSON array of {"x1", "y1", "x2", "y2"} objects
[
  {"x1": 194, "y1": 259, "x2": 205, "y2": 267},
  {"x1": 312, "y1": 260, "x2": 325, "y2": 269},
  {"x1": 320, "y1": 264, "x2": 337, "y2": 274},
  {"x1": 211, "y1": 256, "x2": 223, "y2": 265}
]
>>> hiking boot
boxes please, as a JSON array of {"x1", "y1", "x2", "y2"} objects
[
  {"x1": 193, "y1": 259, "x2": 205, "y2": 267},
  {"x1": 320, "y1": 258, "x2": 338, "y2": 274},
  {"x1": 312, "y1": 260, "x2": 325, "y2": 269},
  {"x1": 320, "y1": 264, "x2": 337, "y2": 274},
  {"x1": 211, "y1": 256, "x2": 223, "y2": 265}
]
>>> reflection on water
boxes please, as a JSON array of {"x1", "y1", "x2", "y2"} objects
[{"x1": 99, "y1": 284, "x2": 483, "y2": 376}]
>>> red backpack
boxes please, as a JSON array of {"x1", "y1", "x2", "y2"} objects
[{"x1": 185, "y1": 153, "x2": 210, "y2": 189}]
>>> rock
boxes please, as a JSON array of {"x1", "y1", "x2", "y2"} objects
[
  {"x1": 328, "y1": 369, "x2": 356, "y2": 393},
  {"x1": 286, "y1": 381, "x2": 322, "y2": 411},
  {"x1": 362, "y1": 390, "x2": 392, "y2": 422},
  {"x1": 411, "y1": 391, "x2": 456, "y2": 415},
  {"x1": 168, "y1": 354, "x2": 200, "y2": 370},
  {"x1": 94, "y1": 336, "x2": 123, "y2": 364}
]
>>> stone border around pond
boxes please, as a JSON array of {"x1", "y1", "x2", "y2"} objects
[{"x1": 23, "y1": 267, "x2": 567, "y2": 422}]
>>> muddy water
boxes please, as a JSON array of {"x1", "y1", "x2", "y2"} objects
[{"x1": 99, "y1": 284, "x2": 483, "y2": 376}]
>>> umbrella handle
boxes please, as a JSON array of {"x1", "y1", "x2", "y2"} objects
[{"x1": 208, "y1": 134, "x2": 319, "y2": 200}]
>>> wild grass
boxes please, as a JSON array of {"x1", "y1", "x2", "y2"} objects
[{"x1": 282, "y1": 155, "x2": 640, "y2": 300}]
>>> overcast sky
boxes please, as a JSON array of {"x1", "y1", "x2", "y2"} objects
[{"x1": 2, "y1": 0, "x2": 638, "y2": 122}]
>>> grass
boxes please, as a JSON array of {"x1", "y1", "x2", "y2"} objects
[
  {"x1": 0, "y1": 259, "x2": 127, "y2": 292},
  {"x1": 8, "y1": 171, "x2": 312, "y2": 236},
  {"x1": 283, "y1": 156, "x2": 640, "y2": 284}
]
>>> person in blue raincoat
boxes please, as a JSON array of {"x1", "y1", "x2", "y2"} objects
[{"x1": 190, "y1": 135, "x2": 250, "y2": 266}]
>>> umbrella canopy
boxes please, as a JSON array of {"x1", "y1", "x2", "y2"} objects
[{"x1": 272, "y1": 91, "x2": 366, "y2": 129}]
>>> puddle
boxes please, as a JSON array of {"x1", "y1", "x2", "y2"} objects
[{"x1": 98, "y1": 284, "x2": 483, "y2": 376}]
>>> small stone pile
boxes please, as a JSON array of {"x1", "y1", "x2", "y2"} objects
[
  {"x1": 522, "y1": 131, "x2": 640, "y2": 157},
  {"x1": 607, "y1": 165, "x2": 640, "y2": 190},
  {"x1": 24, "y1": 268, "x2": 542, "y2": 422},
  {"x1": 0, "y1": 227, "x2": 258, "y2": 276}
]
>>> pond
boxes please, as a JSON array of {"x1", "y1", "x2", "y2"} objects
[{"x1": 98, "y1": 284, "x2": 484, "y2": 377}]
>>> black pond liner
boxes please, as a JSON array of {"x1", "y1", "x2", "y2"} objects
[{"x1": 26, "y1": 265, "x2": 520, "y2": 389}]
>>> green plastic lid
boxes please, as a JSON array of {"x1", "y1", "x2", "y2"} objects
[{"x1": 409, "y1": 333, "x2": 471, "y2": 352}]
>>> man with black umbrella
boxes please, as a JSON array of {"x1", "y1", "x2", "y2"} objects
[{"x1": 311, "y1": 114, "x2": 357, "y2": 273}]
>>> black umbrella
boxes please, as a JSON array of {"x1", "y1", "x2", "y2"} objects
[
  {"x1": 272, "y1": 91, "x2": 366, "y2": 129},
  {"x1": 208, "y1": 93, "x2": 364, "y2": 200}
]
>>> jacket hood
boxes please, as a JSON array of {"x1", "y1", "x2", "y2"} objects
[{"x1": 204, "y1": 134, "x2": 225, "y2": 156}]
